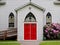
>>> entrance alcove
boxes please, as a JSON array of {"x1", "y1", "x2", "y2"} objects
[
  {"x1": 24, "y1": 12, "x2": 37, "y2": 40},
  {"x1": 15, "y1": 2, "x2": 45, "y2": 45}
]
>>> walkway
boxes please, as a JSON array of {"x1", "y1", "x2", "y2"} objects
[{"x1": 20, "y1": 41, "x2": 40, "y2": 45}]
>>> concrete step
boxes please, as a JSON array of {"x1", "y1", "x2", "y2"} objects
[{"x1": 20, "y1": 41, "x2": 40, "y2": 45}]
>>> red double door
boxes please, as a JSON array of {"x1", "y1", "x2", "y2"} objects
[{"x1": 24, "y1": 23, "x2": 37, "y2": 40}]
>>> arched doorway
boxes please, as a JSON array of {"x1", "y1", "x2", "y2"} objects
[{"x1": 24, "y1": 12, "x2": 37, "y2": 40}]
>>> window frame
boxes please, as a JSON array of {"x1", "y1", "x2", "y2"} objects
[
  {"x1": 46, "y1": 12, "x2": 52, "y2": 26},
  {"x1": 24, "y1": 12, "x2": 36, "y2": 22},
  {"x1": 9, "y1": 12, "x2": 15, "y2": 28}
]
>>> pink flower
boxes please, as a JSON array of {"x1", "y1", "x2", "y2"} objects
[
  {"x1": 45, "y1": 30, "x2": 48, "y2": 33},
  {"x1": 53, "y1": 30, "x2": 56, "y2": 33},
  {"x1": 56, "y1": 24, "x2": 60, "y2": 30},
  {"x1": 56, "y1": 30, "x2": 59, "y2": 33},
  {"x1": 46, "y1": 28, "x2": 49, "y2": 30},
  {"x1": 52, "y1": 23, "x2": 56, "y2": 27}
]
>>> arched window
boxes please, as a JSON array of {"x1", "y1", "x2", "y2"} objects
[
  {"x1": 24, "y1": 12, "x2": 36, "y2": 22},
  {"x1": 46, "y1": 12, "x2": 52, "y2": 26},
  {"x1": 9, "y1": 12, "x2": 14, "y2": 27}
]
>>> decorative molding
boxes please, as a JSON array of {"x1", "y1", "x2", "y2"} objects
[{"x1": 15, "y1": 2, "x2": 45, "y2": 12}]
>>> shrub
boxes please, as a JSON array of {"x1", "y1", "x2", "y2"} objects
[{"x1": 43, "y1": 23, "x2": 60, "y2": 40}]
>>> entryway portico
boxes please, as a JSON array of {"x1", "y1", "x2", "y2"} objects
[
  {"x1": 15, "y1": 1, "x2": 45, "y2": 42},
  {"x1": 24, "y1": 12, "x2": 37, "y2": 40}
]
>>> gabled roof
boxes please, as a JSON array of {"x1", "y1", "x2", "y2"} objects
[{"x1": 15, "y1": 2, "x2": 45, "y2": 12}]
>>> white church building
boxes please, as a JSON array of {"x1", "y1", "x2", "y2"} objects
[{"x1": 0, "y1": 0, "x2": 60, "y2": 42}]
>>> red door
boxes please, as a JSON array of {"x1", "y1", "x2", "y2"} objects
[
  {"x1": 31, "y1": 24, "x2": 37, "y2": 40},
  {"x1": 24, "y1": 23, "x2": 37, "y2": 40},
  {"x1": 24, "y1": 24, "x2": 30, "y2": 40}
]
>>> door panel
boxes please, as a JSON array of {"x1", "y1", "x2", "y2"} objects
[
  {"x1": 24, "y1": 24, "x2": 30, "y2": 40},
  {"x1": 31, "y1": 24, "x2": 37, "y2": 40}
]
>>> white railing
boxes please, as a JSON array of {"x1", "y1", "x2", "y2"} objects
[{"x1": 0, "y1": 28, "x2": 17, "y2": 40}]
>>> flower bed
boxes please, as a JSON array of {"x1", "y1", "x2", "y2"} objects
[{"x1": 43, "y1": 23, "x2": 60, "y2": 40}]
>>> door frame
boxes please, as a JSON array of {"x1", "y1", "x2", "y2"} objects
[{"x1": 24, "y1": 22, "x2": 37, "y2": 40}]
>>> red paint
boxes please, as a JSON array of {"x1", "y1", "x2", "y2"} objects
[
  {"x1": 24, "y1": 23, "x2": 37, "y2": 40},
  {"x1": 24, "y1": 24, "x2": 30, "y2": 40},
  {"x1": 31, "y1": 24, "x2": 37, "y2": 40}
]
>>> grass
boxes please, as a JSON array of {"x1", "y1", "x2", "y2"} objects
[
  {"x1": 0, "y1": 40, "x2": 60, "y2": 45},
  {"x1": 40, "y1": 41, "x2": 60, "y2": 45},
  {"x1": 0, "y1": 41, "x2": 20, "y2": 45},
  {"x1": 0, "y1": 43, "x2": 20, "y2": 45}
]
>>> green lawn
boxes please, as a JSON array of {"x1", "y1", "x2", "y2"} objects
[
  {"x1": 0, "y1": 41, "x2": 20, "y2": 45},
  {"x1": 0, "y1": 41, "x2": 60, "y2": 45},
  {"x1": 40, "y1": 41, "x2": 60, "y2": 45},
  {"x1": 0, "y1": 43, "x2": 20, "y2": 45}
]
